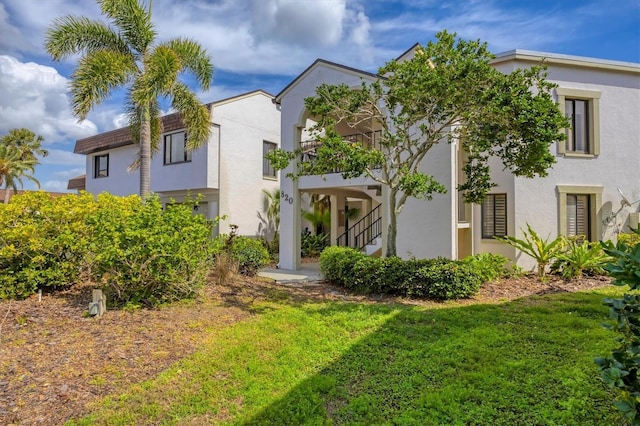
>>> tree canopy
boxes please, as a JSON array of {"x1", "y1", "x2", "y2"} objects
[
  {"x1": 0, "y1": 128, "x2": 46, "y2": 203},
  {"x1": 45, "y1": 0, "x2": 213, "y2": 200},
  {"x1": 268, "y1": 30, "x2": 569, "y2": 256}
]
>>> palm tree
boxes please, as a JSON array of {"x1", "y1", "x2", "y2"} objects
[
  {"x1": 0, "y1": 128, "x2": 48, "y2": 162},
  {"x1": 45, "y1": 0, "x2": 213, "y2": 200},
  {"x1": 258, "y1": 188, "x2": 280, "y2": 242},
  {"x1": 0, "y1": 145, "x2": 40, "y2": 203}
]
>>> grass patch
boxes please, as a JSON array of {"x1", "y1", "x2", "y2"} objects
[{"x1": 72, "y1": 289, "x2": 624, "y2": 425}]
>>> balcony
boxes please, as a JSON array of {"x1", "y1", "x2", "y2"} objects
[{"x1": 299, "y1": 130, "x2": 382, "y2": 174}]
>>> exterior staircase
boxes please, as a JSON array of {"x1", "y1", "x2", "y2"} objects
[{"x1": 336, "y1": 204, "x2": 382, "y2": 254}]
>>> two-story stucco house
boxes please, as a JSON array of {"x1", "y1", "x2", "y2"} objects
[
  {"x1": 275, "y1": 49, "x2": 640, "y2": 271},
  {"x1": 69, "y1": 90, "x2": 280, "y2": 237}
]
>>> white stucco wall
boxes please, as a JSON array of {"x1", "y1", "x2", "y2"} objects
[
  {"x1": 215, "y1": 93, "x2": 281, "y2": 237},
  {"x1": 483, "y1": 59, "x2": 640, "y2": 271},
  {"x1": 277, "y1": 63, "x2": 380, "y2": 269},
  {"x1": 395, "y1": 141, "x2": 456, "y2": 259},
  {"x1": 82, "y1": 92, "x2": 280, "y2": 234}
]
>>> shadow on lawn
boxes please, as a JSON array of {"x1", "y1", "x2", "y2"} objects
[{"x1": 240, "y1": 293, "x2": 621, "y2": 426}]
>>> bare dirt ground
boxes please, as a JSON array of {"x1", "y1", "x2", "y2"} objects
[{"x1": 0, "y1": 273, "x2": 612, "y2": 425}]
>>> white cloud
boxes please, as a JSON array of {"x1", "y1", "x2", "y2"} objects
[
  {"x1": 41, "y1": 179, "x2": 72, "y2": 192},
  {"x1": 0, "y1": 3, "x2": 32, "y2": 54},
  {"x1": 42, "y1": 148, "x2": 85, "y2": 166},
  {"x1": 51, "y1": 167, "x2": 85, "y2": 180},
  {"x1": 249, "y1": 0, "x2": 347, "y2": 48},
  {"x1": 0, "y1": 55, "x2": 98, "y2": 143}
]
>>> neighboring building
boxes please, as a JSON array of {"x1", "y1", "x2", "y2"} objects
[
  {"x1": 275, "y1": 50, "x2": 640, "y2": 271},
  {"x1": 70, "y1": 90, "x2": 280, "y2": 236}
]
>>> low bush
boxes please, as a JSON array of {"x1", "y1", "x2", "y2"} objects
[
  {"x1": 462, "y1": 253, "x2": 511, "y2": 283},
  {"x1": 618, "y1": 225, "x2": 640, "y2": 247},
  {"x1": 227, "y1": 236, "x2": 270, "y2": 276},
  {"x1": 596, "y1": 235, "x2": 640, "y2": 423},
  {"x1": 0, "y1": 192, "x2": 96, "y2": 299},
  {"x1": 412, "y1": 261, "x2": 482, "y2": 299},
  {"x1": 90, "y1": 195, "x2": 215, "y2": 307},
  {"x1": 319, "y1": 246, "x2": 365, "y2": 284},
  {"x1": 319, "y1": 247, "x2": 481, "y2": 300}
]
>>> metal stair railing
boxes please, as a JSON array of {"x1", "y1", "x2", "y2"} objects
[{"x1": 336, "y1": 204, "x2": 382, "y2": 251}]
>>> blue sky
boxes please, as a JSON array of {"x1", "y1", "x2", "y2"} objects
[{"x1": 1, "y1": 0, "x2": 639, "y2": 192}]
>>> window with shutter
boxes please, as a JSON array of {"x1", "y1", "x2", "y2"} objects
[{"x1": 482, "y1": 194, "x2": 507, "y2": 238}]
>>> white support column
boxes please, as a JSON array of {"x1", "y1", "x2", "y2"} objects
[
  {"x1": 330, "y1": 194, "x2": 338, "y2": 245},
  {"x1": 279, "y1": 175, "x2": 301, "y2": 270}
]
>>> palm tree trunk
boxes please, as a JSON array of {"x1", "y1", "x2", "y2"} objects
[
  {"x1": 4, "y1": 187, "x2": 11, "y2": 204},
  {"x1": 140, "y1": 106, "x2": 151, "y2": 201}
]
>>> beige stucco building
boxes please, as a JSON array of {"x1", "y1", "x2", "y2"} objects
[{"x1": 276, "y1": 49, "x2": 640, "y2": 271}]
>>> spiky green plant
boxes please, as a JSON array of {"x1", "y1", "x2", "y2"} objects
[
  {"x1": 45, "y1": 0, "x2": 213, "y2": 200},
  {"x1": 552, "y1": 237, "x2": 609, "y2": 279},
  {"x1": 496, "y1": 223, "x2": 565, "y2": 278}
]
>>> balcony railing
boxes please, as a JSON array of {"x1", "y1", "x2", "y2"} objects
[{"x1": 300, "y1": 130, "x2": 382, "y2": 174}]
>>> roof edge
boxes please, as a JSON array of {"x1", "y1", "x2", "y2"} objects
[
  {"x1": 275, "y1": 59, "x2": 379, "y2": 102},
  {"x1": 492, "y1": 49, "x2": 640, "y2": 73}
]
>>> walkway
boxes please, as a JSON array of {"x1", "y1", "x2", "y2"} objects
[{"x1": 258, "y1": 262, "x2": 324, "y2": 285}]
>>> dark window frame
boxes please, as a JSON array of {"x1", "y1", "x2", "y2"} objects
[
  {"x1": 94, "y1": 154, "x2": 109, "y2": 178},
  {"x1": 565, "y1": 98, "x2": 590, "y2": 153},
  {"x1": 566, "y1": 194, "x2": 591, "y2": 240},
  {"x1": 164, "y1": 131, "x2": 191, "y2": 165},
  {"x1": 263, "y1": 140, "x2": 277, "y2": 178},
  {"x1": 481, "y1": 193, "x2": 507, "y2": 239}
]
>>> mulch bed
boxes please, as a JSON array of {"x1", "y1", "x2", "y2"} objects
[{"x1": 0, "y1": 274, "x2": 612, "y2": 425}]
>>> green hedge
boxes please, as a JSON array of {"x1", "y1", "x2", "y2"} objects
[
  {"x1": 90, "y1": 194, "x2": 215, "y2": 307},
  {"x1": 319, "y1": 247, "x2": 482, "y2": 300},
  {"x1": 0, "y1": 191, "x2": 96, "y2": 299},
  {"x1": 0, "y1": 192, "x2": 216, "y2": 306}
]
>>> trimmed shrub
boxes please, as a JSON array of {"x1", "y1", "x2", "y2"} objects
[
  {"x1": 0, "y1": 191, "x2": 96, "y2": 299},
  {"x1": 227, "y1": 236, "x2": 270, "y2": 276},
  {"x1": 413, "y1": 261, "x2": 482, "y2": 299},
  {"x1": 89, "y1": 194, "x2": 215, "y2": 307},
  {"x1": 319, "y1": 246, "x2": 365, "y2": 284},
  {"x1": 319, "y1": 247, "x2": 481, "y2": 300}
]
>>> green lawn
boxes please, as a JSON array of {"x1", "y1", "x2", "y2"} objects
[{"x1": 72, "y1": 288, "x2": 624, "y2": 425}]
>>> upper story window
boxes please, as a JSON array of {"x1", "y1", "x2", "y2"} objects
[
  {"x1": 263, "y1": 141, "x2": 277, "y2": 178},
  {"x1": 565, "y1": 99, "x2": 589, "y2": 153},
  {"x1": 164, "y1": 131, "x2": 191, "y2": 165},
  {"x1": 556, "y1": 87, "x2": 601, "y2": 156},
  {"x1": 94, "y1": 154, "x2": 109, "y2": 178},
  {"x1": 481, "y1": 193, "x2": 507, "y2": 239}
]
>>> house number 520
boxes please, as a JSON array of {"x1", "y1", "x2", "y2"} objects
[{"x1": 281, "y1": 191, "x2": 294, "y2": 204}]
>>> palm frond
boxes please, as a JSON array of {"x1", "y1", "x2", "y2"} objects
[
  {"x1": 99, "y1": 0, "x2": 155, "y2": 54},
  {"x1": 71, "y1": 50, "x2": 136, "y2": 118},
  {"x1": 134, "y1": 45, "x2": 181, "y2": 102},
  {"x1": 45, "y1": 16, "x2": 130, "y2": 60},
  {"x1": 170, "y1": 83, "x2": 211, "y2": 150},
  {"x1": 164, "y1": 38, "x2": 214, "y2": 89}
]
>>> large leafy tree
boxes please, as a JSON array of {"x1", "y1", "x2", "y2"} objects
[
  {"x1": 45, "y1": 0, "x2": 213, "y2": 200},
  {"x1": 0, "y1": 145, "x2": 40, "y2": 203},
  {"x1": 269, "y1": 31, "x2": 568, "y2": 256}
]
